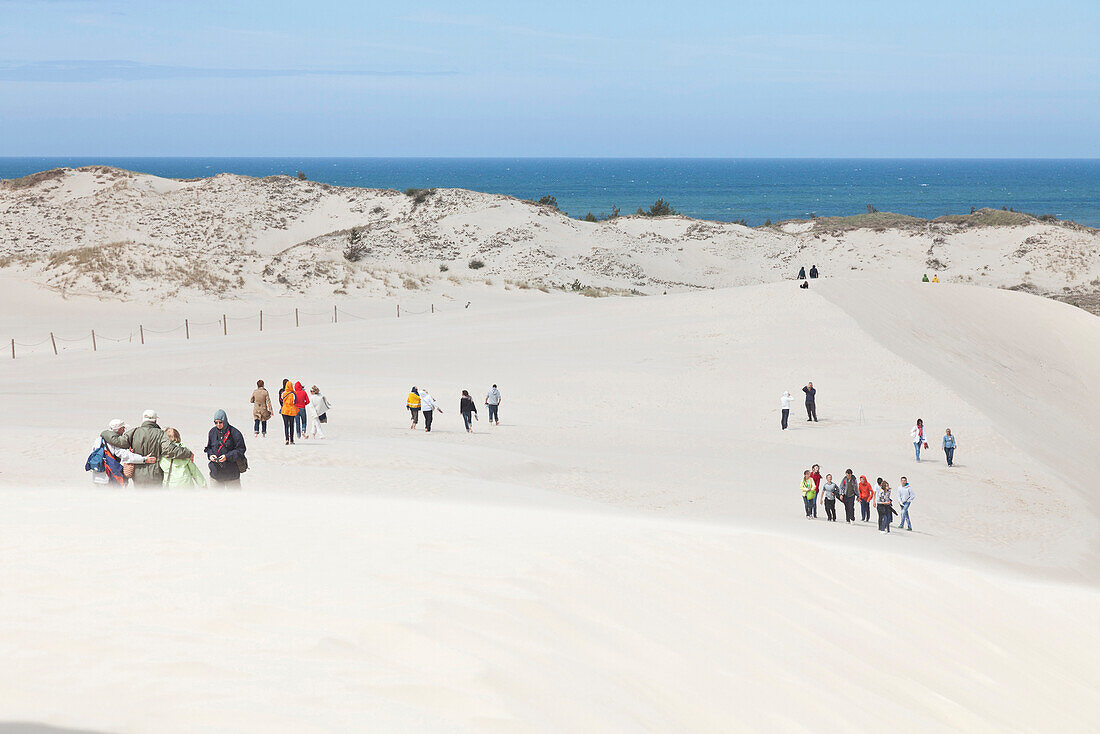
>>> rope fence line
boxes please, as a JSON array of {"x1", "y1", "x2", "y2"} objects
[{"x1": 6, "y1": 301, "x2": 458, "y2": 361}]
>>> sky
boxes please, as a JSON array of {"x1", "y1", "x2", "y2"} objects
[{"x1": 0, "y1": 0, "x2": 1097, "y2": 157}]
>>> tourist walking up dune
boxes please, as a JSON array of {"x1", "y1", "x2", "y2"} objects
[
  {"x1": 205, "y1": 410, "x2": 246, "y2": 488},
  {"x1": 780, "y1": 391, "x2": 793, "y2": 430},
  {"x1": 310, "y1": 385, "x2": 331, "y2": 424},
  {"x1": 460, "y1": 390, "x2": 479, "y2": 432},
  {"x1": 251, "y1": 380, "x2": 272, "y2": 438},
  {"x1": 407, "y1": 387, "x2": 421, "y2": 428},
  {"x1": 875, "y1": 480, "x2": 894, "y2": 533},
  {"x1": 897, "y1": 477, "x2": 914, "y2": 531},
  {"x1": 88, "y1": 419, "x2": 156, "y2": 486},
  {"x1": 102, "y1": 410, "x2": 192, "y2": 486},
  {"x1": 840, "y1": 469, "x2": 857, "y2": 523},
  {"x1": 797, "y1": 266, "x2": 806, "y2": 279},
  {"x1": 420, "y1": 389, "x2": 441, "y2": 432},
  {"x1": 942, "y1": 428, "x2": 957, "y2": 466},
  {"x1": 160, "y1": 428, "x2": 206, "y2": 489},
  {"x1": 809, "y1": 265, "x2": 819, "y2": 279},
  {"x1": 302, "y1": 391, "x2": 326, "y2": 440},
  {"x1": 820, "y1": 474, "x2": 839, "y2": 522},
  {"x1": 858, "y1": 475, "x2": 874, "y2": 521},
  {"x1": 810, "y1": 464, "x2": 821, "y2": 517},
  {"x1": 485, "y1": 384, "x2": 502, "y2": 425},
  {"x1": 803, "y1": 383, "x2": 818, "y2": 422},
  {"x1": 293, "y1": 381, "x2": 310, "y2": 439},
  {"x1": 280, "y1": 385, "x2": 299, "y2": 445},
  {"x1": 911, "y1": 418, "x2": 927, "y2": 461},
  {"x1": 801, "y1": 470, "x2": 816, "y2": 519}
]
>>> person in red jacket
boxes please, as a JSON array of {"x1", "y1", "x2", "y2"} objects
[
  {"x1": 857, "y1": 475, "x2": 874, "y2": 522},
  {"x1": 810, "y1": 464, "x2": 822, "y2": 518},
  {"x1": 293, "y1": 381, "x2": 310, "y2": 439}
]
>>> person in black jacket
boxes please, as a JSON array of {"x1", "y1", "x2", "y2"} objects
[
  {"x1": 460, "y1": 390, "x2": 478, "y2": 433},
  {"x1": 803, "y1": 382, "x2": 818, "y2": 422},
  {"x1": 205, "y1": 409, "x2": 247, "y2": 488},
  {"x1": 797, "y1": 266, "x2": 806, "y2": 279},
  {"x1": 809, "y1": 265, "x2": 819, "y2": 278}
]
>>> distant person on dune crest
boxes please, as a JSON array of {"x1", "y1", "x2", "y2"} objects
[
  {"x1": 801, "y1": 470, "x2": 816, "y2": 519},
  {"x1": 809, "y1": 265, "x2": 819, "y2": 278},
  {"x1": 942, "y1": 428, "x2": 957, "y2": 466},
  {"x1": 922, "y1": 274, "x2": 930, "y2": 282},
  {"x1": 841, "y1": 469, "x2": 858, "y2": 523},
  {"x1": 799, "y1": 280, "x2": 809, "y2": 289},
  {"x1": 858, "y1": 475, "x2": 874, "y2": 521},
  {"x1": 485, "y1": 384, "x2": 502, "y2": 425},
  {"x1": 932, "y1": 275, "x2": 940, "y2": 283},
  {"x1": 797, "y1": 266, "x2": 806, "y2": 279},
  {"x1": 780, "y1": 391, "x2": 793, "y2": 429},
  {"x1": 803, "y1": 382, "x2": 818, "y2": 422},
  {"x1": 407, "y1": 387, "x2": 421, "y2": 428}
]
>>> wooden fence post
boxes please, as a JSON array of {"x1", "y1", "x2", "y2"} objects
[
  {"x1": 91, "y1": 330, "x2": 97, "y2": 352},
  {"x1": 185, "y1": 319, "x2": 189, "y2": 340},
  {"x1": 295, "y1": 308, "x2": 300, "y2": 328},
  {"x1": 50, "y1": 332, "x2": 57, "y2": 356},
  {"x1": 334, "y1": 305, "x2": 338, "y2": 324},
  {"x1": 223, "y1": 314, "x2": 227, "y2": 336},
  {"x1": 139, "y1": 324, "x2": 144, "y2": 345},
  {"x1": 9, "y1": 338, "x2": 13, "y2": 360},
  {"x1": 397, "y1": 304, "x2": 400, "y2": 318},
  {"x1": 431, "y1": 303, "x2": 434, "y2": 314},
  {"x1": 259, "y1": 310, "x2": 263, "y2": 332}
]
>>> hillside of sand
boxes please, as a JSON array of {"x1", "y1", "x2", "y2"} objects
[{"x1": 2, "y1": 166, "x2": 1099, "y2": 313}]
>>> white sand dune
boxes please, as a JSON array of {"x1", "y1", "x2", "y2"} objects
[{"x1": 1, "y1": 275, "x2": 1098, "y2": 731}]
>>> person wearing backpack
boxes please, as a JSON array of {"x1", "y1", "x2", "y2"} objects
[
  {"x1": 160, "y1": 428, "x2": 206, "y2": 489},
  {"x1": 840, "y1": 469, "x2": 858, "y2": 523},
  {"x1": 102, "y1": 410, "x2": 192, "y2": 486},
  {"x1": 205, "y1": 409, "x2": 247, "y2": 488},
  {"x1": 88, "y1": 418, "x2": 156, "y2": 486}
]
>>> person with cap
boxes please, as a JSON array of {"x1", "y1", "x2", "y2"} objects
[
  {"x1": 91, "y1": 419, "x2": 157, "y2": 486},
  {"x1": 419, "y1": 389, "x2": 442, "y2": 432},
  {"x1": 205, "y1": 409, "x2": 246, "y2": 488},
  {"x1": 485, "y1": 384, "x2": 502, "y2": 425},
  {"x1": 406, "y1": 386, "x2": 421, "y2": 429},
  {"x1": 102, "y1": 410, "x2": 192, "y2": 486}
]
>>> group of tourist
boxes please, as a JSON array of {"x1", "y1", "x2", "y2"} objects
[
  {"x1": 800, "y1": 465, "x2": 916, "y2": 533},
  {"x1": 253, "y1": 379, "x2": 331, "y2": 445},
  {"x1": 87, "y1": 408, "x2": 247, "y2": 489},
  {"x1": 406, "y1": 384, "x2": 502, "y2": 433}
]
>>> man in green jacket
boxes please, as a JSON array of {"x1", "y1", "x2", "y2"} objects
[{"x1": 102, "y1": 409, "x2": 193, "y2": 486}]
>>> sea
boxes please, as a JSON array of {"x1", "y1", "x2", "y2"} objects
[{"x1": 2, "y1": 158, "x2": 1098, "y2": 227}]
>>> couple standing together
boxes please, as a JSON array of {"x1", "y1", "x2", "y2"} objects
[{"x1": 780, "y1": 382, "x2": 818, "y2": 429}]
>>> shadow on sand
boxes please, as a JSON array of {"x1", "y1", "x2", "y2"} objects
[{"x1": 0, "y1": 724, "x2": 112, "y2": 734}]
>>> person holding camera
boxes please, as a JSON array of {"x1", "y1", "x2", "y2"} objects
[{"x1": 205, "y1": 409, "x2": 247, "y2": 488}]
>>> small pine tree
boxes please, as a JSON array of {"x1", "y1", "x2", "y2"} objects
[
  {"x1": 296, "y1": 171, "x2": 307, "y2": 180},
  {"x1": 583, "y1": 212, "x2": 597, "y2": 222}
]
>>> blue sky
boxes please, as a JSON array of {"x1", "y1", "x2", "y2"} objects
[{"x1": 0, "y1": 0, "x2": 1097, "y2": 156}]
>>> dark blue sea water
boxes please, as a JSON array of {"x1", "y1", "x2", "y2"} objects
[{"x1": 2, "y1": 158, "x2": 1098, "y2": 227}]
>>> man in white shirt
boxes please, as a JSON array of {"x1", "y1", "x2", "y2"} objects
[
  {"x1": 780, "y1": 391, "x2": 793, "y2": 430},
  {"x1": 420, "y1": 390, "x2": 441, "y2": 433},
  {"x1": 897, "y1": 477, "x2": 915, "y2": 531},
  {"x1": 485, "y1": 385, "x2": 502, "y2": 425}
]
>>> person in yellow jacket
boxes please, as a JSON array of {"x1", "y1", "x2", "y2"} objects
[
  {"x1": 931, "y1": 275, "x2": 940, "y2": 283},
  {"x1": 281, "y1": 384, "x2": 299, "y2": 445},
  {"x1": 406, "y1": 386, "x2": 421, "y2": 429},
  {"x1": 801, "y1": 470, "x2": 817, "y2": 519}
]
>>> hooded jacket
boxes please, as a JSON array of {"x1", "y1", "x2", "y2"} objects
[
  {"x1": 486, "y1": 387, "x2": 501, "y2": 406},
  {"x1": 420, "y1": 391, "x2": 439, "y2": 412},
  {"x1": 293, "y1": 382, "x2": 310, "y2": 410},
  {"x1": 780, "y1": 393, "x2": 793, "y2": 410},
  {"x1": 281, "y1": 388, "x2": 299, "y2": 417},
  {"x1": 407, "y1": 390, "x2": 421, "y2": 409},
  {"x1": 103, "y1": 421, "x2": 191, "y2": 485},
  {"x1": 857, "y1": 476, "x2": 874, "y2": 501},
  {"x1": 840, "y1": 474, "x2": 857, "y2": 498},
  {"x1": 205, "y1": 419, "x2": 246, "y2": 483},
  {"x1": 801, "y1": 477, "x2": 816, "y2": 499},
  {"x1": 251, "y1": 388, "x2": 273, "y2": 421}
]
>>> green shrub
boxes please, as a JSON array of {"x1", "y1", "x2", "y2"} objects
[{"x1": 468, "y1": 259, "x2": 485, "y2": 270}]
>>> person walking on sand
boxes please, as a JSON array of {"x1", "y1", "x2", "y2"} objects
[
  {"x1": 810, "y1": 464, "x2": 822, "y2": 518},
  {"x1": 858, "y1": 475, "x2": 874, "y2": 522},
  {"x1": 280, "y1": 383, "x2": 299, "y2": 445},
  {"x1": 485, "y1": 384, "x2": 502, "y2": 425},
  {"x1": 803, "y1": 382, "x2": 818, "y2": 422},
  {"x1": 875, "y1": 480, "x2": 894, "y2": 533},
  {"x1": 251, "y1": 380, "x2": 272, "y2": 438},
  {"x1": 88, "y1": 419, "x2": 157, "y2": 487},
  {"x1": 101, "y1": 410, "x2": 192, "y2": 487},
  {"x1": 293, "y1": 381, "x2": 310, "y2": 439},
  {"x1": 780, "y1": 391, "x2": 793, "y2": 430},
  {"x1": 460, "y1": 390, "x2": 479, "y2": 433},
  {"x1": 942, "y1": 428, "x2": 957, "y2": 466},
  {"x1": 922, "y1": 273, "x2": 930, "y2": 283},
  {"x1": 406, "y1": 387, "x2": 421, "y2": 429},
  {"x1": 897, "y1": 476, "x2": 914, "y2": 531},
  {"x1": 420, "y1": 389, "x2": 441, "y2": 432},
  {"x1": 160, "y1": 428, "x2": 206, "y2": 489},
  {"x1": 911, "y1": 418, "x2": 927, "y2": 461},
  {"x1": 797, "y1": 266, "x2": 806, "y2": 280},
  {"x1": 840, "y1": 469, "x2": 858, "y2": 523},
  {"x1": 932, "y1": 275, "x2": 940, "y2": 283},
  {"x1": 205, "y1": 410, "x2": 246, "y2": 489},
  {"x1": 310, "y1": 385, "x2": 332, "y2": 424},
  {"x1": 302, "y1": 389, "x2": 326, "y2": 440},
  {"x1": 820, "y1": 473, "x2": 840, "y2": 522},
  {"x1": 809, "y1": 265, "x2": 819, "y2": 279},
  {"x1": 801, "y1": 470, "x2": 816, "y2": 519}
]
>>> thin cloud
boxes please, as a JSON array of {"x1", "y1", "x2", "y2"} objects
[{"x1": 0, "y1": 60, "x2": 458, "y2": 82}]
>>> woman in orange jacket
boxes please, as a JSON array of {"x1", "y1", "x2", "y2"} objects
[
  {"x1": 857, "y1": 475, "x2": 874, "y2": 522},
  {"x1": 280, "y1": 383, "x2": 299, "y2": 445}
]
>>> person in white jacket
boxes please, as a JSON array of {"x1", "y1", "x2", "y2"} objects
[
  {"x1": 420, "y1": 389, "x2": 442, "y2": 432},
  {"x1": 910, "y1": 418, "x2": 926, "y2": 461},
  {"x1": 896, "y1": 477, "x2": 914, "y2": 531},
  {"x1": 780, "y1": 391, "x2": 793, "y2": 430},
  {"x1": 302, "y1": 392, "x2": 326, "y2": 439},
  {"x1": 92, "y1": 419, "x2": 156, "y2": 486}
]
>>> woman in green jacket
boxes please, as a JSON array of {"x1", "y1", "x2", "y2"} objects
[
  {"x1": 160, "y1": 428, "x2": 207, "y2": 489},
  {"x1": 801, "y1": 470, "x2": 816, "y2": 519}
]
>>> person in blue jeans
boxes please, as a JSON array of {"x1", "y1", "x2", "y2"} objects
[
  {"x1": 896, "y1": 477, "x2": 914, "y2": 531},
  {"x1": 942, "y1": 428, "x2": 957, "y2": 466},
  {"x1": 485, "y1": 384, "x2": 502, "y2": 425},
  {"x1": 875, "y1": 480, "x2": 894, "y2": 533},
  {"x1": 910, "y1": 418, "x2": 926, "y2": 461}
]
